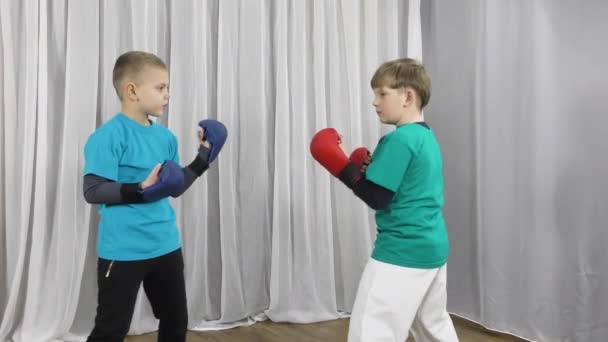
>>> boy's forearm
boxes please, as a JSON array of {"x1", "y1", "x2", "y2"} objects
[
  {"x1": 173, "y1": 146, "x2": 211, "y2": 197},
  {"x1": 83, "y1": 174, "x2": 144, "y2": 204},
  {"x1": 175, "y1": 167, "x2": 200, "y2": 196},
  {"x1": 351, "y1": 179, "x2": 394, "y2": 210},
  {"x1": 338, "y1": 163, "x2": 394, "y2": 210}
]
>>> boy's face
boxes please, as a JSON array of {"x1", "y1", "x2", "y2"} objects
[
  {"x1": 131, "y1": 66, "x2": 169, "y2": 117},
  {"x1": 372, "y1": 86, "x2": 407, "y2": 125}
]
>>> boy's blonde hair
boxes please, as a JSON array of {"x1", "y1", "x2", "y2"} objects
[
  {"x1": 112, "y1": 51, "x2": 167, "y2": 99},
  {"x1": 371, "y1": 58, "x2": 431, "y2": 109}
]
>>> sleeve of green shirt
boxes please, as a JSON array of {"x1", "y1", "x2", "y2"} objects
[{"x1": 365, "y1": 135, "x2": 413, "y2": 192}]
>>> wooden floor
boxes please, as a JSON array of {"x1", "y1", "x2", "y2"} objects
[{"x1": 125, "y1": 315, "x2": 528, "y2": 342}]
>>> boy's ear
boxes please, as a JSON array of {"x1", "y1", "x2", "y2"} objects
[
  {"x1": 125, "y1": 82, "x2": 138, "y2": 101},
  {"x1": 403, "y1": 87, "x2": 417, "y2": 108}
]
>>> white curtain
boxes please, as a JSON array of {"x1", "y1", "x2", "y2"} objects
[
  {"x1": 422, "y1": 1, "x2": 608, "y2": 341},
  {"x1": 0, "y1": 1, "x2": 417, "y2": 341}
]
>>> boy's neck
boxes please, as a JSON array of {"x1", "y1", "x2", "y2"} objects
[
  {"x1": 121, "y1": 105, "x2": 150, "y2": 126},
  {"x1": 396, "y1": 109, "x2": 424, "y2": 126}
]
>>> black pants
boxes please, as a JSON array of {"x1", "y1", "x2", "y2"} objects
[{"x1": 87, "y1": 249, "x2": 188, "y2": 342}]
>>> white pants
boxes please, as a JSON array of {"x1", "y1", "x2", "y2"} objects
[{"x1": 348, "y1": 259, "x2": 459, "y2": 342}]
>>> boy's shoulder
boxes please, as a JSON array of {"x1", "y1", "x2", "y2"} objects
[
  {"x1": 152, "y1": 120, "x2": 176, "y2": 135},
  {"x1": 149, "y1": 121, "x2": 178, "y2": 143},
  {"x1": 393, "y1": 122, "x2": 433, "y2": 143},
  {"x1": 87, "y1": 114, "x2": 125, "y2": 141}
]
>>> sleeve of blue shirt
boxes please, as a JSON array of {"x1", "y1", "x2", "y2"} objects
[
  {"x1": 83, "y1": 130, "x2": 122, "y2": 181},
  {"x1": 169, "y1": 133, "x2": 180, "y2": 165}
]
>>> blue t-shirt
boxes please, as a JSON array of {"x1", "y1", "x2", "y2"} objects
[{"x1": 83, "y1": 113, "x2": 181, "y2": 261}]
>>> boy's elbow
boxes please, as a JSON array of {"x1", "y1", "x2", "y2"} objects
[
  {"x1": 83, "y1": 188, "x2": 99, "y2": 204},
  {"x1": 171, "y1": 188, "x2": 186, "y2": 198},
  {"x1": 83, "y1": 193, "x2": 95, "y2": 204},
  {"x1": 368, "y1": 200, "x2": 389, "y2": 211}
]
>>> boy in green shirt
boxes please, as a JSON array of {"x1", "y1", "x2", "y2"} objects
[{"x1": 311, "y1": 58, "x2": 458, "y2": 341}]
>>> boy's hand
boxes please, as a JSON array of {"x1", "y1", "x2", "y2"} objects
[
  {"x1": 310, "y1": 128, "x2": 364, "y2": 186},
  {"x1": 140, "y1": 164, "x2": 161, "y2": 189},
  {"x1": 350, "y1": 147, "x2": 371, "y2": 172},
  {"x1": 339, "y1": 138, "x2": 372, "y2": 172},
  {"x1": 141, "y1": 161, "x2": 185, "y2": 201},
  {"x1": 338, "y1": 135, "x2": 349, "y2": 155},
  {"x1": 310, "y1": 128, "x2": 350, "y2": 177},
  {"x1": 362, "y1": 155, "x2": 371, "y2": 172},
  {"x1": 198, "y1": 129, "x2": 211, "y2": 149},
  {"x1": 198, "y1": 119, "x2": 228, "y2": 163}
]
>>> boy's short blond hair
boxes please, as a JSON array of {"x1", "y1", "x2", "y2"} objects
[
  {"x1": 112, "y1": 51, "x2": 167, "y2": 99},
  {"x1": 371, "y1": 58, "x2": 431, "y2": 109}
]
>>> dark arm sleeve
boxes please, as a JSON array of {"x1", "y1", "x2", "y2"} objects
[
  {"x1": 337, "y1": 162, "x2": 395, "y2": 210},
  {"x1": 172, "y1": 146, "x2": 211, "y2": 197},
  {"x1": 83, "y1": 174, "x2": 144, "y2": 204}
]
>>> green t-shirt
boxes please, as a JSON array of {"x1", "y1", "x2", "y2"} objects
[{"x1": 365, "y1": 122, "x2": 449, "y2": 269}]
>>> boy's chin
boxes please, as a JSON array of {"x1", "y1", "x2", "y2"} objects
[
  {"x1": 147, "y1": 111, "x2": 164, "y2": 117},
  {"x1": 378, "y1": 117, "x2": 392, "y2": 125}
]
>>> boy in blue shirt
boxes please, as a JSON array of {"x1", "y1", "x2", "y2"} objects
[{"x1": 83, "y1": 51, "x2": 227, "y2": 342}]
